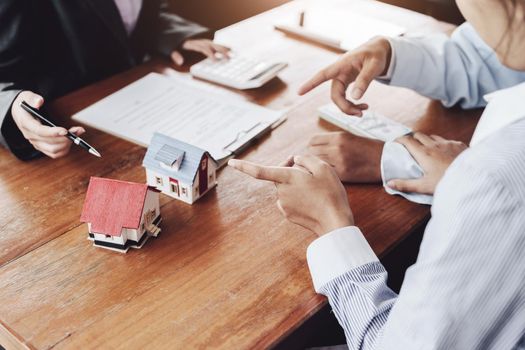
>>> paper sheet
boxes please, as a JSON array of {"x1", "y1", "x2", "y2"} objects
[{"x1": 73, "y1": 73, "x2": 285, "y2": 161}]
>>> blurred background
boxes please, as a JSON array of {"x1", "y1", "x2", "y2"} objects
[{"x1": 170, "y1": 0, "x2": 464, "y2": 31}]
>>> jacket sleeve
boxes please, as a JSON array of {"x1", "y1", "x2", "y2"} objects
[
  {"x1": 155, "y1": 0, "x2": 211, "y2": 57},
  {"x1": 0, "y1": 0, "x2": 41, "y2": 159},
  {"x1": 382, "y1": 23, "x2": 525, "y2": 109}
]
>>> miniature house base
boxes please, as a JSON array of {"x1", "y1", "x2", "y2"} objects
[{"x1": 87, "y1": 215, "x2": 162, "y2": 253}]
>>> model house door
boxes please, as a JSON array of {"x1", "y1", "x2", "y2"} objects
[
  {"x1": 169, "y1": 178, "x2": 180, "y2": 196},
  {"x1": 199, "y1": 155, "x2": 208, "y2": 195}
]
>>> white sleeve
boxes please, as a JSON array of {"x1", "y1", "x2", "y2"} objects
[
  {"x1": 306, "y1": 226, "x2": 378, "y2": 292},
  {"x1": 381, "y1": 142, "x2": 433, "y2": 205}
]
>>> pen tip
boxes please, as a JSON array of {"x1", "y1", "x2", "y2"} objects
[{"x1": 89, "y1": 148, "x2": 102, "y2": 158}]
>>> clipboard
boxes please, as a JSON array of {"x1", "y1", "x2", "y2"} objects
[{"x1": 72, "y1": 73, "x2": 287, "y2": 164}]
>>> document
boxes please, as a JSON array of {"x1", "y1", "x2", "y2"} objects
[
  {"x1": 318, "y1": 103, "x2": 411, "y2": 142},
  {"x1": 73, "y1": 73, "x2": 286, "y2": 163},
  {"x1": 276, "y1": 7, "x2": 405, "y2": 51}
]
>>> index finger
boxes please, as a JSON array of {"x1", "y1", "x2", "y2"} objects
[
  {"x1": 20, "y1": 114, "x2": 67, "y2": 138},
  {"x1": 298, "y1": 64, "x2": 338, "y2": 95},
  {"x1": 228, "y1": 159, "x2": 291, "y2": 183}
]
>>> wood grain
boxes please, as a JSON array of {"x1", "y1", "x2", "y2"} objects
[{"x1": 0, "y1": 1, "x2": 479, "y2": 349}]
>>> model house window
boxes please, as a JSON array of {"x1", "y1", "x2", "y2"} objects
[
  {"x1": 182, "y1": 187, "x2": 187, "y2": 196},
  {"x1": 209, "y1": 174, "x2": 214, "y2": 182},
  {"x1": 171, "y1": 183, "x2": 178, "y2": 193},
  {"x1": 155, "y1": 176, "x2": 163, "y2": 186},
  {"x1": 105, "y1": 235, "x2": 112, "y2": 239},
  {"x1": 201, "y1": 159, "x2": 207, "y2": 170}
]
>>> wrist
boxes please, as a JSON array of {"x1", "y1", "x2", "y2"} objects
[
  {"x1": 317, "y1": 210, "x2": 354, "y2": 236},
  {"x1": 377, "y1": 37, "x2": 392, "y2": 76}
]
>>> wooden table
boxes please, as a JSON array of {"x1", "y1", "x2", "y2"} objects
[{"x1": 0, "y1": 1, "x2": 480, "y2": 349}]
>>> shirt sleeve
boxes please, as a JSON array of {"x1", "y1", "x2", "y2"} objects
[
  {"x1": 307, "y1": 226, "x2": 378, "y2": 292},
  {"x1": 380, "y1": 141, "x2": 433, "y2": 205},
  {"x1": 379, "y1": 23, "x2": 525, "y2": 109},
  {"x1": 307, "y1": 153, "x2": 525, "y2": 349}
]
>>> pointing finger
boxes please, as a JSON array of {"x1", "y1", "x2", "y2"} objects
[
  {"x1": 298, "y1": 64, "x2": 338, "y2": 95},
  {"x1": 228, "y1": 159, "x2": 291, "y2": 183}
]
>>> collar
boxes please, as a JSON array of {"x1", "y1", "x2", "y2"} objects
[{"x1": 470, "y1": 82, "x2": 525, "y2": 146}]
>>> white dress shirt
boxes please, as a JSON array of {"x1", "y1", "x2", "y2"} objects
[
  {"x1": 113, "y1": 0, "x2": 143, "y2": 35},
  {"x1": 378, "y1": 23, "x2": 525, "y2": 205},
  {"x1": 307, "y1": 81, "x2": 525, "y2": 348}
]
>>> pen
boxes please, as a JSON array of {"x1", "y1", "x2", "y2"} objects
[{"x1": 20, "y1": 101, "x2": 101, "y2": 158}]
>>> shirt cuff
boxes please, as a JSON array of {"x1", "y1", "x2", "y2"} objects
[
  {"x1": 376, "y1": 38, "x2": 396, "y2": 81},
  {"x1": 381, "y1": 141, "x2": 433, "y2": 205},
  {"x1": 307, "y1": 226, "x2": 378, "y2": 293}
]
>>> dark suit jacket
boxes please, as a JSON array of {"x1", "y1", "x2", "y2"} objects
[{"x1": 0, "y1": 0, "x2": 209, "y2": 160}]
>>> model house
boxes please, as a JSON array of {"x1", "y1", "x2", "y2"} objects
[
  {"x1": 142, "y1": 133, "x2": 218, "y2": 204},
  {"x1": 80, "y1": 177, "x2": 162, "y2": 253}
]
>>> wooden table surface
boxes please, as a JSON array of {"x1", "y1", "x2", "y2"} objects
[{"x1": 0, "y1": 1, "x2": 480, "y2": 349}]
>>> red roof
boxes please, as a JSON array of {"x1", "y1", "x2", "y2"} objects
[{"x1": 80, "y1": 177, "x2": 153, "y2": 236}]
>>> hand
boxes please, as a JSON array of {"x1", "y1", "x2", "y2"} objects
[
  {"x1": 228, "y1": 155, "x2": 354, "y2": 236},
  {"x1": 171, "y1": 39, "x2": 231, "y2": 65},
  {"x1": 387, "y1": 132, "x2": 468, "y2": 194},
  {"x1": 298, "y1": 37, "x2": 392, "y2": 116},
  {"x1": 11, "y1": 91, "x2": 85, "y2": 159},
  {"x1": 307, "y1": 132, "x2": 384, "y2": 183}
]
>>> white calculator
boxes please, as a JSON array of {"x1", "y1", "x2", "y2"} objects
[
  {"x1": 318, "y1": 103, "x2": 412, "y2": 142},
  {"x1": 190, "y1": 54, "x2": 288, "y2": 90}
]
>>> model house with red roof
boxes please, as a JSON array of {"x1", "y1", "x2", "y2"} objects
[
  {"x1": 80, "y1": 177, "x2": 161, "y2": 253},
  {"x1": 142, "y1": 133, "x2": 218, "y2": 204}
]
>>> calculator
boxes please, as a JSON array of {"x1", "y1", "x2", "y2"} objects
[
  {"x1": 318, "y1": 103, "x2": 412, "y2": 142},
  {"x1": 190, "y1": 54, "x2": 288, "y2": 90}
]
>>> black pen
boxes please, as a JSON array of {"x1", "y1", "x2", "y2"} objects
[{"x1": 20, "y1": 101, "x2": 101, "y2": 158}]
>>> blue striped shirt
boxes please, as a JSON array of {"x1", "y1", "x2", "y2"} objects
[
  {"x1": 308, "y1": 99, "x2": 525, "y2": 349},
  {"x1": 306, "y1": 24, "x2": 525, "y2": 349}
]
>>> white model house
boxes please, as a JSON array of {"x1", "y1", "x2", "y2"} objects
[
  {"x1": 80, "y1": 177, "x2": 162, "y2": 253},
  {"x1": 142, "y1": 133, "x2": 218, "y2": 204}
]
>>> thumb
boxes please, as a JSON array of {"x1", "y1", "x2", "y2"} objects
[
  {"x1": 387, "y1": 178, "x2": 429, "y2": 194},
  {"x1": 171, "y1": 51, "x2": 184, "y2": 66},
  {"x1": 351, "y1": 60, "x2": 380, "y2": 100}
]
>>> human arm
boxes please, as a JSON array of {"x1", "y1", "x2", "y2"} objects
[
  {"x1": 0, "y1": 1, "x2": 84, "y2": 159},
  {"x1": 383, "y1": 23, "x2": 525, "y2": 109},
  {"x1": 156, "y1": 0, "x2": 229, "y2": 65},
  {"x1": 309, "y1": 156, "x2": 525, "y2": 349},
  {"x1": 230, "y1": 151, "x2": 525, "y2": 349}
]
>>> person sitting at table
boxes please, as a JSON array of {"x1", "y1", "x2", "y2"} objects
[
  {"x1": 228, "y1": 0, "x2": 525, "y2": 348},
  {"x1": 298, "y1": 0, "x2": 525, "y2": 204},
  {"x1": 0, "y1": 0, "x2": 229, "y2": 160}
]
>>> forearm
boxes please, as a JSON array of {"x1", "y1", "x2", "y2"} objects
[
  {"x1": 378, "y1": 23, "x2": 525, "y2": 109},
  {"x1": 307, "y1": 227, "x2": 397, "y2": 349},
  {"x1": 0, "y1": 85, "x2": 40, "y2": 160},
  {"x1": 156, "y1": 0, "x2": 210, "y2": 57},
  {"x1": 320, "y1": 263, "x2": 397, "y2": 349}
]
